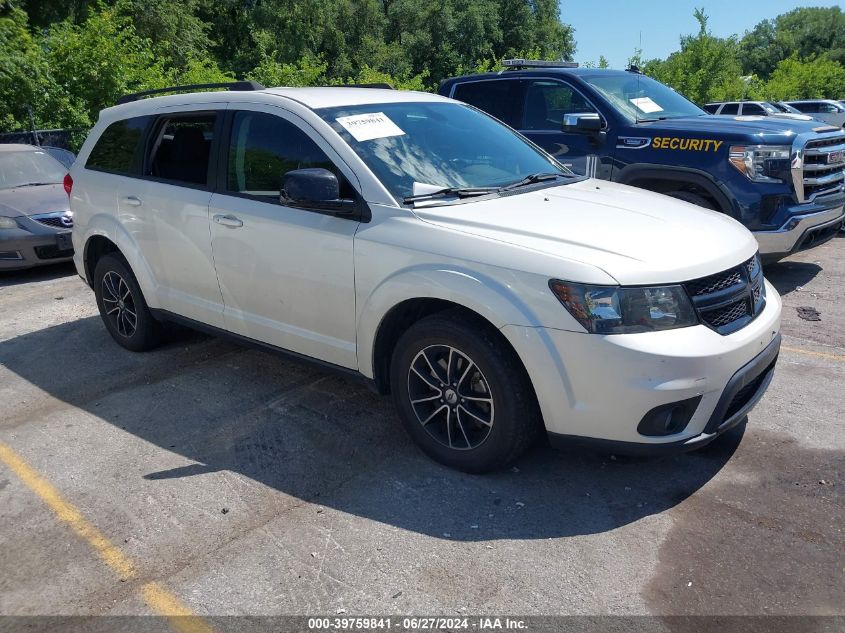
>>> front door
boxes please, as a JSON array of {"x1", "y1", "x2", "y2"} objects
[
  {"x1": 209, "y1": 107, "x2": 360, "y2": 369},
  {"x1": 518, "y1": 79, "x2": 609, "y2": 179}
]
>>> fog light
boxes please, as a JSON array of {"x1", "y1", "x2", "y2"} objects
[{"x1": 637, "y1": 396, "x2": 702, "y2": 437}]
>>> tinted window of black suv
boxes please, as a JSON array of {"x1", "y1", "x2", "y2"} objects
[{"x1": 451, "y1": 80, "x2": 524, "y2": 128}]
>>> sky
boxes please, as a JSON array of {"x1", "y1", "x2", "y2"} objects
[{"x1": 565, "y1": 0, "x2": 844, "y2": 69}]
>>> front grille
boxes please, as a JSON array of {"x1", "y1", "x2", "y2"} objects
[
  {"x1": 683, "y1": 254, "x2": 766, "y2": 335},
  {"x1": 685, "y1": 269, "x2": 743, "y2": 296},
  {"x1": 34, "y1": 216, "x2": 66, "y2": 228},
  {"x1": 30, "y1": 212, "x2": 73, "y2": 229},
  {"x1": 799, "y1": 135, "x2": 845, "y2": 201},
  {"x1": 701, "y1": 298, "x2": 749, "y2": 329}
]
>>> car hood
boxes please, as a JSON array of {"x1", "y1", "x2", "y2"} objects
[
  {"x1": 411, "y1": 179, "x2": 758, "y2": 286},
  {"x1": 0, "y1": 184, "x2": 69, "y2": 218},
  {"x1": 636, "y1": 114, "x2": 839, "y2": 141}
]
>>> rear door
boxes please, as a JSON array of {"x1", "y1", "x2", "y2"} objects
[
  {"x1": 128, "y1": 106, "x2": 226, "y2": 327},
  {"x1": 208, "y1": 105, "x2": 359, "y2": 368}
]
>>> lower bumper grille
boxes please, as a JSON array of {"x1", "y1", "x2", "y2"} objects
[{"x1": 34, "y1": 244, "x2": 73, "y2": 260}]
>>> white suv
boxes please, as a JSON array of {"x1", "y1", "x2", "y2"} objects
[{"x1": 69, "y1": 82, "x2": 782, "y2": 472}]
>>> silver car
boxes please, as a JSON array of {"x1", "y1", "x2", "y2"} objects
[
  {"x1": 785, "y1": 100, "x2": 845, "y2": 128},
  {"x1": 703, "y1": 101, "x2": 814, "y2": 122},
  {"x1": 0, "y1": 144, "x2": 74, "y2": 271}
]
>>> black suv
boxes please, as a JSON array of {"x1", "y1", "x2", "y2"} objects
[{"x1": 440, "y1": 61, "x2": 845, "y2": 262}]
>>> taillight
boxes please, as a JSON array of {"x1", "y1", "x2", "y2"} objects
[{"x1": 63, "y1": 173, "x2": 73, "y2": 197}]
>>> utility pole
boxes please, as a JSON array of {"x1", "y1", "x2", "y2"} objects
[{"x1": 26, "y1": 105, "x2": 40, "y2": 147}]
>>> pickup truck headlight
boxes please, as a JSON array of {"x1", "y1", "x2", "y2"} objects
[
  {"x1": 728, "y1": 145, "x2": 791, "y2": 183},
  {"x1": 0, "y1": 217, "x2": 19, "y2": 230},
  {"x1": 549, "y1": 280, "x2": 698, "y2": 334}
]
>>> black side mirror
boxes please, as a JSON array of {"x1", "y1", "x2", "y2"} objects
[
  {"x1": 562, "y1": 113, "x2": 602, "y2": 134},
  {"x1": 281, "y1": 168, "x2": 355, "y2": 215}
]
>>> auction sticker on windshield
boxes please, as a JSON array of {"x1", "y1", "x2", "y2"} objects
[
  {"x1": 336, "y1": 112, "x2": 405, "y2": 142},
  {"x1": 630, "y1": 97, "x2": 663, "y2": 113}
]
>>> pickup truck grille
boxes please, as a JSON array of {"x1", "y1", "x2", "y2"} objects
[
  {"x1": 799, "y1": 134, "x2": 845, "y2": 202},
  {"x1": 683, "y1": 254, "x2": 765, "y2": 335}
]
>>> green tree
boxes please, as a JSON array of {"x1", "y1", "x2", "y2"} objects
[
  {"x1": 763, "y1": 55, "x2": 845, "y2": 100},
  {"x1": 740, "y1": 7, "x2": 845, "y2": 79},
  {"x1": 0, "y1": 6, "x2": 87, "y2": 131},
  {"x1": 114, "y1": 0, "x2": 212, "y2": 73},
  {"x1": 645, "y1": 9, "x2": 745, "y2": 104},
  {"x1": 43, "y1": 2, "x2": 169, "y2": 124}
]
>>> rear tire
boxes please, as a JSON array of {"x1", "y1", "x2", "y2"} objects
[
  {"x1": 389, "y1": 309, "x2": 540, "y2": 473},
  {"x1": 93, "y1": 253, "x2": 164, "y2": 352}
]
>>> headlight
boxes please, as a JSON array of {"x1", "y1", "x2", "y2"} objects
[
  {"x1": 0, "y1": 217, "x2": 19, "y2": 230},
  {"x1": 728, "y1": 145, "x2": 791, "y2": 183},
  {"x1": 549, "y1": 280, "x2": 698, "y2": 334}
]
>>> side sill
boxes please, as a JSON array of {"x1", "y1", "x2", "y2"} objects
[{"x1": 150, "y1": 308, "x2": 380, "y2": 394}]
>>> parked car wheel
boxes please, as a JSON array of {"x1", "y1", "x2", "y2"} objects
[
  {"x1": 390, "y1": 310, "x2": 540, "y2": 473},
  {"x1": 93, "y1": 253, "x2": 163, "y2": 352}
]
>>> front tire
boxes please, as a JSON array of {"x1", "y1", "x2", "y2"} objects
[
  {"x1": 665, "y1": 190, "x2": 716, "y2": 210},
  {"x1": 93, "y1": 253, "x2": 163, "y2": 352},
  {"x1": 389, "y1": 310, "x2": 540, "y2": 473}
]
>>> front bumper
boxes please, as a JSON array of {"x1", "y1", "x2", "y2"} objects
[
  {"x1": 501, "y1": 279, "x2": 781, "y2": 450},
  {"x1": 754, "y1": 202, "x2": 844, "y2": 262},
  {"x1": 0, "y1": 225, "x2": 74, "y2": 271}
]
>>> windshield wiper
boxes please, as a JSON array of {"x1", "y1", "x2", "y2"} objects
[
  {"x1": 403, "y1": 186, "x2": 497, "y2": 204},
  {"x1": 13, "y1": 182, "x2": 60, "y2": 188},
  {"x1": 499, "y1": 172, "x2": 565, "y2": 191}
]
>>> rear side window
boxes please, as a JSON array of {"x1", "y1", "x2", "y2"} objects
[
  {"x1": 451, "y1": 80, "x2": 523, "y2": 128},
  {"x1": 147, "y1": 114, "x2": 216, "y2": 186},
  {"x1": 719, "y1": 103, "x2": 739, "y2": 115},
  {"x1": 792, "y1": 102, "x2": 816, "y2": 113},
  {"x1": 226, "y1": 111, "x2": 351, "y2": 200},
  {"x1": 85, "y1": 116, "x2": 153, "y2": 175}
]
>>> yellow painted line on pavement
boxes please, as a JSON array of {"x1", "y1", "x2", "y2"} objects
[
  {"x1": 782, "y1": 345, "x2": 845, "y2": 363},
  {"x1": 0, "y1": 441, "x2": 215, "y2": 632},
  {"x1": 142, "y1": 582, "x2": 217, "y2": 633}
]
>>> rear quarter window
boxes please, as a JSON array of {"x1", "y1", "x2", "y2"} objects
[{"x1": 85, "y1": 116, "x2": 153, "y2": 175}]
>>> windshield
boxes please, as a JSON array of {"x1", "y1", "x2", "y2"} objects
[
  {"x1": 317, "y1": 102, "x2": 572, "y2": 202},
  {"x1": 0, "y1": 149, "x2": 67, "y2": 189},
  {"x1": 760, "y1": 102, "x2": 779, "y2": 113},
  {"x1": 580, "y1": 73, "x2": 706, "y2": 121}
]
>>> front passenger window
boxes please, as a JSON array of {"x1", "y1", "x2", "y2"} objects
[
  {"x1": 227, "y1": 111, "x2": 350, "y2": 200},
  {"x1": 522, "y1": 81, "x2": 596, "y2": 131}
]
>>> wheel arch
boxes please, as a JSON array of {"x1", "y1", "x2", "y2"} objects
[
  {"x1": 360, "y1": 267, "x2": 541, "y2": 395},
  {"x1": 80, "y1": 215, "x2": 157, "y2": 301},
  {"x1": 615, "y1": 164, "x2": 739, "y2": 219}
]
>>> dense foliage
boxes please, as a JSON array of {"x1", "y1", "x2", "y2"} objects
[
  {"x1": 642, "y1": 7, "x2": 845, "y2": 104},
  {"x1": 1, "y1": 1, "x2": 844, "y2": 145},
  {"x1": 1, "y1": 0, "x2": 573, "y2": 138}
]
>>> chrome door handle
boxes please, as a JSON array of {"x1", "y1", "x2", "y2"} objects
[
  {"x1": 213, "y1": 214, "x2": 243, "y2": 228},
  {"x1": 121, "y1": 196, "x2": 142, "y2": 207}
]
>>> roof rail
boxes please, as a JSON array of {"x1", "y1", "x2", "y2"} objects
[
  {"x1": 116, "y1": 81, "x2": 265, "y2": 105},
  {"x1": 346, "y1": 83, "x2": 394, "y2": 89},
  {"x1": 503, "y1": 59, "x2": 579, "y2": 70}
]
